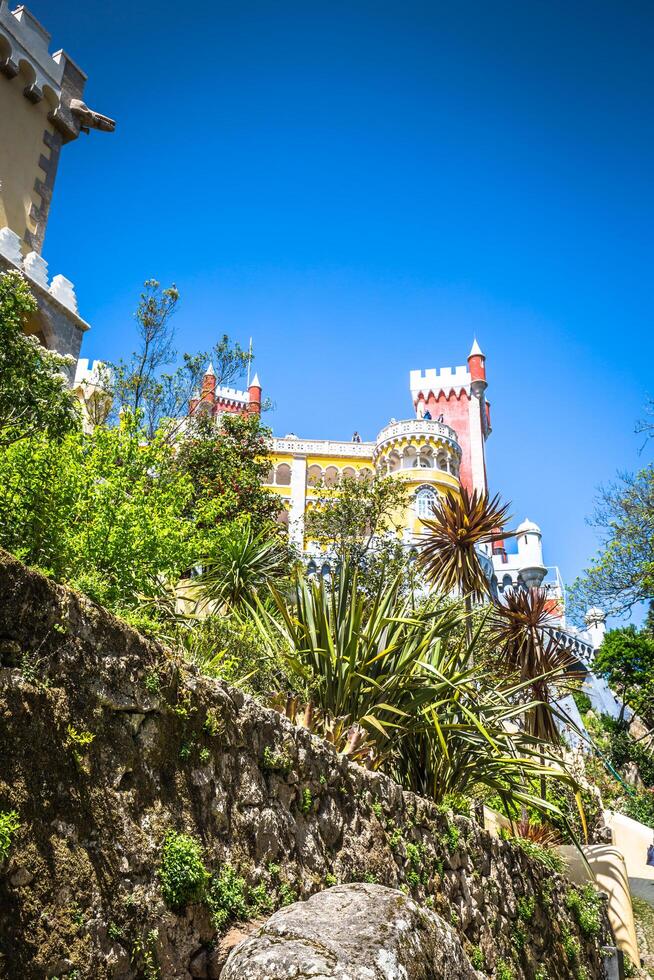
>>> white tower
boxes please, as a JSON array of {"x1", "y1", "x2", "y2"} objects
[
  {"x1": 516, "y1": 518, "x2": 547, "y2": 588},
  {"x1": 585, "y1": 607, "x2": 607, "y2": 652}
]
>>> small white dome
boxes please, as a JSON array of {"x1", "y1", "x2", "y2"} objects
[
  {"x1": 585, "y1": 607, "x2": 606, "y2": 624},
  {"x1": 517, "y1": 518, "x2": 541, "y2": 534}
]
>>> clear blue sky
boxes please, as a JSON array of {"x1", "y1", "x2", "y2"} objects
[{"x1": 36, "y1": 0, "x2": 653, "y2": 610}]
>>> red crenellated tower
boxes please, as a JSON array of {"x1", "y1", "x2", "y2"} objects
[
  {"x1": 410, "y1": 340, "x2": 492, "y2": 495},
  {"x1": 189, "y1": 362, "x2": 262, "y2": 419}
]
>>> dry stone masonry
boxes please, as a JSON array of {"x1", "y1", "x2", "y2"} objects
[{"x1": 0, "y1": 552, "x2": 612, "y2": 978}]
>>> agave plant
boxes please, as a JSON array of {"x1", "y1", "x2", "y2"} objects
[
  {"x1": 268, "y1": 693, "x2": 382, "y2": 768},
  {"x1": 195, "y1": 519, "x2": 290, "y2": 616},
  {"x1": 254, "y1": 561, "x2": 579, "y2": 815}
]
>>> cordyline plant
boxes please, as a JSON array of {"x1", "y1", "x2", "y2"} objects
[
  {"x1": 195, "y1": 519, "x2": 290, "y2": 616},
  {"x1": 488, "y1": 586, "x2": 584, "y2": 809},
  {"x1": 417, "y1": 486, "x2": 514, "y2": 643},
  {"x1": 489, "y1": 587, "x2": 577, "y2": 746},
  {"x1": 253, "y1": 562, "x2": 581, "y2": 822},
  {"x1": 417, "y1": 487, "x2": 512, "y2": 602}
]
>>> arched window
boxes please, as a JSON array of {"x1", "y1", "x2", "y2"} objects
[
  {"x1": 418, "y1": 448, "x2": 433, "y2": 468},
  {"x1": 415, "y1": 486, "x2": 438, "y2": 519},
  {"x1": 276, "y1": 463, "x2": 291, "y2": 486},
  {"x1": 402, "y1": 446, "x2": 417, "y2": 469},
  {"x1": 307, "y1": 464, "x2": 323, "y2": 487},
  {"x1": 265, "y1": 468, "x2": 275, "y2": 485},
  {"x1": 276, "y1": 508, "x2": 289, "y2": 527},
  {"x1": 324, "y1": 466, "x2": 339, "y2": 487},
  {"x1": 436, "y1": 452, "x2": 448, "y2": 472},
  {"x1": 501, "y1": 574, "x2": 513, "y2": 593},
  {"x1": 359, "y1": 467, "x2": 373, "y2": 482},
  {"x1": 342, "y1": 467, "x2": 356, "y2": 480}
]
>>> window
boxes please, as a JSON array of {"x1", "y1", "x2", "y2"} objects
[
  {"x1": 307, "y1": 465, "x2": 323, "y2": 486},
  {"x1": 276, "y1": 463, "x2": 291, "y2": 486},
  {"x1": 415, "y1": 486, "x2": 438, "y2": 518}
]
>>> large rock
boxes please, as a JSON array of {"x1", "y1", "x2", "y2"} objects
[{"x1": 221, "y1": 882, "x2": 480, "y2": 979}]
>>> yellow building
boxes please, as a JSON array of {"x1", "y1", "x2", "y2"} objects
[{"x1": 264, "y1": 419, "x2": 462, "y2": 560}]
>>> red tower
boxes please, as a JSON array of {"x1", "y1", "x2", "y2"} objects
[
  {"x1": 410, "y1": 340, "x2": 492, "y2": 495},
  {"x1": 189, "y1": 363, "x2": 262, "y2": 419}
]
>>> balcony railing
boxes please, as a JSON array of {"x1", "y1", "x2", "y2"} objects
[{"x1": 375, "y1": 418, "x2": 460, "y2": 449}]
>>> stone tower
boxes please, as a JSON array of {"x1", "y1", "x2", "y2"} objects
[{"x1": 0, "y1": 2, "x2": 114, "y2": 367}]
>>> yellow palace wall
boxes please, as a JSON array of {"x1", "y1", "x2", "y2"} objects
[{"x1": 264, "y1": 424, "x2": 462, "y2": 554}]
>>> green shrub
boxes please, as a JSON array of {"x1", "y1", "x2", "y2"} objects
[
  {"x1": 517, "y1": 895, "x2": 535, "y2": 923},
  {"x1": 622, "y1": 791, "x2": 654, "y2": 829},
  {"x1": 562, "y1": 927, "x2": 581, "y2": 965},
  {"x1": 207, "y1": 865, "x2": 275, "y2": 928},
  {"x1": 0, "y1": 810, "x2": 19, "y2": 862},
  {"x1": 565, "y1": 884, "x2": 603, "y2": 938},
  {"x1": 510, "y1": 836, "x2": 566, "y2": 874},
  {"x1": 441, "y1": 823, "x2": 460, "y2": 852},
  {"x1": 572, "y1": 690, "x2": 592, "y2": 715},
  {"x1": 299, "y1": 788, "x2": 313, "y2": 814},
  {"x1": 469, "y1": 945, "x2": 484, "y2": 970},
  {"x1": 279, "y1": 882, "x2": 298, "y2": 906},
  {"x1": 262, "y1": 745, "x2": 292, "y2": 775},
  {"x1": 496, "y1": 959, "x2": 514, "y2": 980},
  {"x1": 158, "y1": 831, "x2": 208, "y2": 910}
]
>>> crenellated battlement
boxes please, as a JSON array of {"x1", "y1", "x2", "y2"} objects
[
  {"x1": 215, "y1": 384, "x2": 249, "y2": 404},
  {"x1": 409, "y1": 364, "x2": 471, "y2": 399},
  {"x1": 0, "y1": 227, "x2": 80, "y2": 316}
]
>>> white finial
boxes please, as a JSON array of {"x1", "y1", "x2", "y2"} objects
[
  {"x1": 250, "y1": 372, "x2": 260, "y2": 388},
  {"x1": 205, "y1": 361, "x2": 215, "y2": 376},
  {"x1": 469, "y1": 338, "x2": 484, "y2": 358}
]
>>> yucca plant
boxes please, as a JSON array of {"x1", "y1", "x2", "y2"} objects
[
  {"x1": 254, "y1": 562, "x2": 459, "y2": 743},
  {"x1": 195, "y1": 519, "x2": 290, "y2": 616},
  {"x1": 268, "y1": 693, "x2": 382, "y2": 768},
  {"x1": 254, "y1": 561, "x2": 579, "y2": 816}
]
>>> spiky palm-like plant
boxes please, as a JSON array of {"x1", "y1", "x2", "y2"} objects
[
  {"x1": 418, "y1": 487, "x2": 513, "y2": 643},
  {"x1": 488, "y1": 587, "x2": 575, "y2": 745},
  {"x1": 253, "y1": 562, "x2": 579, "y2": 816},
  {"x1": 195, "y1": 519, "x2": 289, "y2": 616},
  {"x1": 488, "y1": 586, "x2": 582, "y2": 806}
]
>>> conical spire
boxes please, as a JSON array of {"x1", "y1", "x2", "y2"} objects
[
  {"x1": 250, "y1": 372, "x2": 261, "y2": 388},
  {"x1": 205, "y1": 361, "x2": 215, "y2": 376},
  {"x1": 469, "y1": 338, "x2": 484, "y2": 358}
]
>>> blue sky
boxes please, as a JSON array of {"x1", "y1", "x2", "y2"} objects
[{"x1": 35, "y1": 0, "x2": 653, "y2": 609}]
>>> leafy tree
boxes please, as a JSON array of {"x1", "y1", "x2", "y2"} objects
[
  {"x1": 568, "y1": 467, "x2": 654, "y2": 620},
  {"x1": 306, "y1": 474, "x2": 409, "y2": 566},
  {"x1": 109, "y1": 279, "x2": 251, "y2": 438},
  {"x1": 593, "y1": 626, "x2": 654, "y2": 725},
  {"x1": 174, "y1": 411, "x2": 280, "y2": 530},
  {"x1": 0, "y1": 270, "x2": 79, "y2": 447},
  {"x1": 0, "y1": 414, "x2": 197, "y2": 613}
]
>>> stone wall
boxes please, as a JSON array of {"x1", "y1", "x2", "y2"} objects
[{"x1": 0, "y1": 552, "x2": 611, "y2": 978}]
